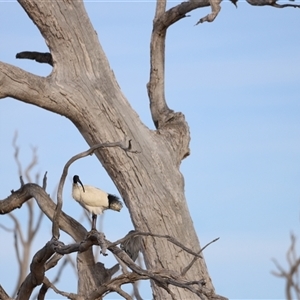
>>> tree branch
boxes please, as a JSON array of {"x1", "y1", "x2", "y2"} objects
[
  {"x1": 55, "y1": 229, "x2": 205, "y2": 261},
  {"x1": 54, "y1": 232, "x2": 102, "y2": 255},
  {"x1": 0, "y1": 60, "x2": 71, "y2": 119},
  {"x1": 51, "y1": 230, "x2": 221, "y2": 299},
  {"x1": 246, "y1": 0, "x2": 300, "y2": 8},
  {"x1": 12, "y1": 131, "x2": 23, "y2": 178},
  {"x1": 0, "y1": 183, "x2": 87, "y2": 242},
  {"x1": 181, "y1": 237, "x2": 220, "y2": 277},
  {"x1": 148, "y1": 1, "x2": 227, "y2": 161},
  {"x1": 0, "y1": 61, "x2": 49, "y2": 102},
  {"x1": 42, "y1": 277, "x2": 82, "y2": 300},
  {"x1": 0, "y1": 223, "x2": 14, "y2": 232},
  {"x1": 52, "y1": 139, "x2": 138, "y2": 239},
  {"x1": 113, "y1": 286, "x2": 133, "y2": 300},
  {"x1": 16, "y1": 239, "x2": 63, "y2": 300},
  {"x1": 272, "y1": 233, "x2": 300, "y2": 300},
  {"x1": 112, "y1": 231, "x2": 206, "y2": 259},
  {"x1": 0, "y1": 284, "x2": 12, "y2": 300},
  {"x1": 8, "y1": 213, "x2": 25, "y2": 245},
  {"x1": 108, "y1": 243, "x2": 208, "y2": 299},
  {"x1": 9, "y1": 139, "x2": 49, "y2": 297},
  {"x1": 13, "y1": 223, "x2": 23, "y2": 272},
  {"x1": 147, "y1": 1, "x2": 171, "y2": 129},
  {"x1": 4, "y1": 218, "x2": 222, "y2": 300},
  {"x1": 36, "y1": 255, "x2": 68, "y2": 300},
  {"x1": 1, "y1": 181, "x2": 99, "y2": 294},
  {"x1": 86, "y1": 273, "x2": 146, "y2": 300},
  {"x1": 132, "y1": 280, "x2": 143, "y2": 300},
  {"x1": 147, "y1": 0, "x2": 209, "y2": 129}
]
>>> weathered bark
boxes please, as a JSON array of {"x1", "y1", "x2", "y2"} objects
[
  {"x1": 0, "y1": 284, "x2": 12, "y2": 300},
  {"x1": 0, "y1": 183, "x2": 118, "y2": 299},
  {"x1": 0, "y1": 1, "x2": 219, "y2": 299},
  {"x1": 0, "y1": 183, "x2": 220, "y2": 299},
  {"x1": 16, "y1": 240, "x2": 59, "y2": 300}
]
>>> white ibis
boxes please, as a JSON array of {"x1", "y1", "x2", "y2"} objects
[{"x1": 72, "y1": 175, "x2": 123, "y2": 230}]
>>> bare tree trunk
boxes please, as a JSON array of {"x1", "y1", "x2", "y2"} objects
[{"x1": 0, "y1": 1, "x2": 219, "y2": 299}]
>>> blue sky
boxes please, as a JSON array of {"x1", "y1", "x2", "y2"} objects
[{"x1": 0, "y1": 1, "x2": 300, "y2": 299}]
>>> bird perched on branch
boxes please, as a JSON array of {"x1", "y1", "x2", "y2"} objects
[{"x1": 72, "y1": 175, "x2": 123, "y2": 230}]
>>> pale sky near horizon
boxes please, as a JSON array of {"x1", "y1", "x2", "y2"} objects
[{"x1": 0, "y1": 1, "x2": 300, "y2": 299}]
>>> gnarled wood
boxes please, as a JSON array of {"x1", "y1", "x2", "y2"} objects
[
  {"x1": 16, "y1": 239, "x2": 61, "y2": 300},
  {"x1": 0, "y1": 182, "x2": 118, "y2": 299},
  {"x1": 0, "y1": 0, "x2": 231, "y2": 298}
]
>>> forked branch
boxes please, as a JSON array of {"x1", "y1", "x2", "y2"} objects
[
  {"x1": 16, "y1": 239, "x2": 64, "y2": 300},
  {"x1": 1, "y1": 176, "x2": 222, "y2": 300},
  {"x1": 272, "y1": 233, "x2": 300, "y2": 300},
  {"x1": 0, "y1": 61, "x2": 48, "y2": 103},
  {"x1": 147, "y1": 0, "x2": 300, "y2": 130},
  {"x1": 51, "y1": 230, "x2": 220, "y2": 299},
  {"x1": 148, "y1": 0, "x2": 209, "y2": 129},
  {"x1": 0, "y1": 182, "x2": 87, "y2": 242}
]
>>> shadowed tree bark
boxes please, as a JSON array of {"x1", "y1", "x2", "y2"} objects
[{"x1": 0, "y1": 0, "x2": 298, "y2": 299}]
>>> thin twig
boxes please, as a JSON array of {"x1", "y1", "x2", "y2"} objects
[
  {"x1": 132, "y1": 281, "x2": 143, "y2": 300},
  {"x1": 12, "y1": 131, "x2": 22, "y2": 177},
  {"x1": 31, "y1": 209, "x2": 44, "y2": 238},
  {"x1": 181, "y1": 237, "x2": 220, "y2": 277},
  {"x1": 24, "y1": 145, "x2": 38, "y2": 183},
  {"x1": 272, "y1": 233, "x2": 300, "y2": 300},
  {"x1": 50, "y1": 229, "x2": 218, "y2": 299},
  {"x1": 8, "y1": 213, "x2": 25, "y2": 246},
  {"x1": 0, "y1": 223, "x2": 14, "y2": 232},
  {"x1": 13, "y1": 231, "x2": 22, "y2": 268},
  {"x1": 113, "y1": 286, "x2": 132, "y2": 300},
  {"x1": 42, "y1": 277, "x2": 78, "y2": 299},
  {"x1": 131, "y1": 254, "x2": 144, "y2": 300},
  {"x1": 111, "y1": 231, "x2": 206, "y2": 259}
]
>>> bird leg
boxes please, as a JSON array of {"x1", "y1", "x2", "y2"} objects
[{"x1": 92, "y1": 214, "x2": 97, "y2": 231}]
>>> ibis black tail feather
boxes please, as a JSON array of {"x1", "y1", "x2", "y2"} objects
[{"x1": 108, "y1": 194, "x2": 123, "y2": 212}]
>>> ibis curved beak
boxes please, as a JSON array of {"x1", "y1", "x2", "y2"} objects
[{"x1": 78, "y1": 179, "x2": 85, "y2": 193}]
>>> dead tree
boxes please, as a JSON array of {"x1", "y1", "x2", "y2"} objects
[
  {"x1": 273, "y1": 233, "x2": 300, "y2": 300},
  {"x1": 0, "y1": 0, "x2": 298, "y2": 299},
  {"x1": 0, "y1": 143, "x2": 221, "y2": 299}
]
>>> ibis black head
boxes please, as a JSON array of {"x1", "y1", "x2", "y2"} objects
[{"x1": 73, "y1": 175, "x2": 85, "y2": 192}]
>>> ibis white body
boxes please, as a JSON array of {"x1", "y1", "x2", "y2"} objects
[
  {"x1": 72, "y1": 184, "x2": 111, "y2": 215},
  {"x1": 72, "y1": 175, "x2": 122, "y2": 230}
]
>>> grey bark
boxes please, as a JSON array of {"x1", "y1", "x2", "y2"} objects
[{"x1": 0, "y1": 1, "x2": 221, "y2": 299}]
